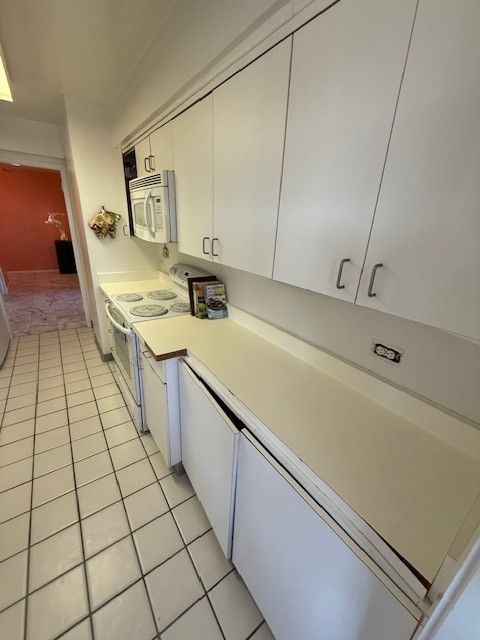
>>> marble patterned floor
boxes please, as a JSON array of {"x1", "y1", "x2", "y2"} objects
[
  {"x1": 0, "y1": 328, "x2": 274, "y2": 640},
  {"x1": 4, "y1": 272, "x2": 86, "y2": 337}
]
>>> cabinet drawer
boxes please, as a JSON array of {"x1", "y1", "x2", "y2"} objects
[
  {"x1": 179, "y1": 361, "x2": 239, "y2": 557},
  {"x1": 233, "y1": 432, "x2": 418, "y2": 640}
]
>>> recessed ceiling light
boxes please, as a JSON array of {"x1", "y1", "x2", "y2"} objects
[{"x1": 0, "y1": 44, "x2": 12, "y2": 102}]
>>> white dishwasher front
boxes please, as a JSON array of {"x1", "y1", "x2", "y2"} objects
[
  {"x1": 233, "y1": 430, "x2": 419, "y2": 640},
  {"x1": 179, "y1": 361, "x2": 239, "y2": 557}
]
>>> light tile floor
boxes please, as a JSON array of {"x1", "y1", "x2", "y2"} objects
[
  {"x1": 4, "y1": 272, "x2": 85, "y2": 337},
  {"x1": 0, "y1": 327, "x2": 274, "y2": 640}
]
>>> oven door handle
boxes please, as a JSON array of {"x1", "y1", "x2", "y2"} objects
[{"x1": 105, "y1": 302, "x2": 131, "y2": 335}]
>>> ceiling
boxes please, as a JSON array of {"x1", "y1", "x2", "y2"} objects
[{"x1": 0, "y1": 0, "x2": 177, "y2": 124}]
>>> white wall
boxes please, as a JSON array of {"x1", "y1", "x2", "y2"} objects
[
  {"x1": 434, "y1": 569, "x2": 480, "y2": 639},
  {"x1": 0, "y1": 113, "x2": 64, "y2": 158},
  {"x1": 63, "y1": 96, "x2": 159, "y2": 352},
  {"x1": 161, "y1": 246, "x2": 480, "y2": 424},
  {"x1": 430, "y1": 562, "x2": 480, "y2": 639},
  {"x1": 112, "y1": 0, "x2": 292, "y2": 144}
]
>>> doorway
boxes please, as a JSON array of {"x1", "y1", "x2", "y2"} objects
[{"x1": 0, "y1": 162, "x2": 86, "y2": 335}]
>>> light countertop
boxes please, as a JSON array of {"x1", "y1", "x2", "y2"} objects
[
  {"x1": 134, "y1": 314, "x2": 480, "y2": 584},
  {"x1": 100, "y1": 276, "x2": 172, "y2": 300}
]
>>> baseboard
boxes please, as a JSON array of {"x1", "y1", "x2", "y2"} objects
[{"x1": 7, "y1": 269, "x2": 59, "y2": 274}]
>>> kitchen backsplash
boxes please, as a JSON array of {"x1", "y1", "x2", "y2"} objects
[{"x1": 160, "y1": 244, "x2": 480, "y2": 425}]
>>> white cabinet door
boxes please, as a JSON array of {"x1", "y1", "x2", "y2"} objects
[
  {"x1": 233, "y1": 432, "x2": 418, "y2": 640},
  {"x1": 179, "y1": 362, "x2": 239, "y2": 557},
  {"x1": 149, "y1": 122, "x2": 174, "y2": 172},
  {"x1": 173, "y1": 96, "x2": 213, "y2": 260},
  {"x1": 141, "y1": 351, "x2": 171, "y2": 465},
  {"x1": 273, "y1": 0, "x2": 417, "y2": 301},
  {"x1": 134, "y1": 136, "x2": 151, "y2": 177},
  {"x1": 356, "y1": 0, "x2": 480, "y2": 339},
  {"x1": 212, "y1": 38, "x2": 291, "y2": 278}
]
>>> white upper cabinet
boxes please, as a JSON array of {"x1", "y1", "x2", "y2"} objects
[
  {"x1": 212, "y1": 38, "x2": 291, "y2": 278},
  {"x1": 273, "y1": 0, "x2": 417, "y2": 301},
  {"x1": 134, "y1": 136, "x2": 151, "y2": 177},
  {"x1": 149, "y1": 122, "x2": 174, "y2": 171},
  {"x1": 357, "y1": 0, "x2": 480, "y2": 339},
  {"x1": 173, "y1": 96, "x2": 213, "y2": 260}
]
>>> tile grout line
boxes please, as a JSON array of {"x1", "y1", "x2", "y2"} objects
[
  {"x1": 79, "y1": 348, "x2": 222, "y2": 636},
  {"x1": 22, "y1": 331, "x2": 41, "y2": 640},
  {"x1": 184, "y1": 539, "x2": 227, "y2": 640},
  {"x1": 0, "y1": 419, "x2": 158, "y2": 499},
  {"x1": 0, "y1": 482, "x2": 203, "y2": 569},
  {"x1": 0, "y1": 338, "x2": 21, "y2": 431},
  {"x1": 2, "y1": 329, "x2": 256, "y2": 639},
  {"x1": 60, "y1": 328, "x2": 96, "y2": 640},
  {"x1": 80, "y1": 345, "x2": 163, "y2": 640},
  {"x1": 130, "y1": 398, "x2": 227, "y2": 639}
]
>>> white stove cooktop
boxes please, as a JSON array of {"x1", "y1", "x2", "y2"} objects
[
  {"x1": 113, "y1": 287, "x2": 191, "y2": 324},
  {"x1": 105, "y1": 264, "x2": 213, "y2": 326}
]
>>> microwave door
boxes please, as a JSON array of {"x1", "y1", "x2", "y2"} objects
[{"x1": 132, "y1": 196, "x2": 147, "y2": 228}]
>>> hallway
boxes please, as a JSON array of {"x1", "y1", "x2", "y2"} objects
[
  {"x1": 4, "y1": 272, "x2": 85, "y2": 336},
  {"x1": 0, "y1": 328, "x2": 271, "y2": 640}
]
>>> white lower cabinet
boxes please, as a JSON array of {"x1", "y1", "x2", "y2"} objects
[
  {"x1": 178, "y1": 361, "x2": 239, "y2": 557},
  {"x1": 141, "y1": 351, "x2": 181, "y2": 467},
  {"x1": 233, "y1": 432, "x2": 418, "y2": 640}
]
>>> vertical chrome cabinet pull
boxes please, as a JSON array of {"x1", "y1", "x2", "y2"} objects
[
  {"x1": 202, "y1": 237, "x2": 210, "y2": 255},
  {"x1": 367, "y1": 263, "x2": 383, "y2": 297},
  {"x1": 144, "y1": 157, "x2": 150, "y2": 173},
  {"x1": 336, "y1": 258, "x2": 351, "y2": 289},
  {"x1": 148, "y1": 155, "x2": 155, "y2": 171},
  {"x1": 211, "y1": 237, "x2": 220, "y2": 257}
]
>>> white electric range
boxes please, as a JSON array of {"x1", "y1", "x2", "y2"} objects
[{"x1": 103, "y1": 264, "x2": 211, "y2": 431}]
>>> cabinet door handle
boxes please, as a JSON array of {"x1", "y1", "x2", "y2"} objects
[
  {"x1": 367, "y1": 263, "x2": 383, "y2": 297},
  {"x1": 144, "y1": 157, "x2": 150, "y2": 173},
  {"x1": 211, "y1": 237, "x2": 220, "y2": 257},
  {"x1": 148, "y1": 155, "x2": 155, "y2": 171},
  {"x1": 202, "y1": 237, "x2": 210, "y2": 255},
  {"x1": 336, "y1": 258, "x2": 351, "y2": 289}
]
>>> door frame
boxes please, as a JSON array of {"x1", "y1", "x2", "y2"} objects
[{"x1": 0, "y1": 148, "x2": 92, "y2": 327}]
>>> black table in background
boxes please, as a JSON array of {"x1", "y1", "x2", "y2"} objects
[{"x1": 54, "y1": 240, "x2": 77, "y2": 274}]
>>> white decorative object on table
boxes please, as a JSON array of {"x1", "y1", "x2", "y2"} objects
[{"x1": 45, "y1": 211, "x2": 69, "y2": 240}]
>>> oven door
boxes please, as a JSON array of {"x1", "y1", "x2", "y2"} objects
[{"x1": 105, "y1": 302, "x2": 140, "y2": 403}]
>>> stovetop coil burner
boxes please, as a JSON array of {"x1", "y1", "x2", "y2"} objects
[
  {"x1": 169, "y1": 302, "x2": 191, "y2": 313},
  {"x1": 130, "y1": 304, "x2": 168, "y2": 317},
  {"x1": 116, "y1": 293, "x2": 144, "y2": 302},
  {"x1": 147, "y1": 290, "x2": 177, "y2": 301}
]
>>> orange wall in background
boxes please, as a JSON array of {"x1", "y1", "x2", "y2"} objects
[{"x1": 0, "y1": 163, "x2": 71, "y2": 271}]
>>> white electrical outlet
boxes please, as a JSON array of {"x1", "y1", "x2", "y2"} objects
[{"x1": 372, "y1": 340, "x2": 403, "y2": 364}]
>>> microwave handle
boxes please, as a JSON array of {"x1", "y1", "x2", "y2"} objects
[
  {"x1": 144, "y1": 190, "x2": 156, "y2": 237},
  {"x1": 105, "y1": 302, "x2": 131, "y2": 336}
]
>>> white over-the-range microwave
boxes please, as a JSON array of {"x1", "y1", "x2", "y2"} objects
[{"x1": 129, "y1": 171, "x2": 177, "y2": 243}]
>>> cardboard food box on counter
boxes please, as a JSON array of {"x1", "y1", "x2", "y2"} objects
[
  {"x1": 205, "y1": 283, "x2": 228, "y2": 319},
  {"x1": 187, "y1": 276, "x2": 217, "y2": 318}
]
